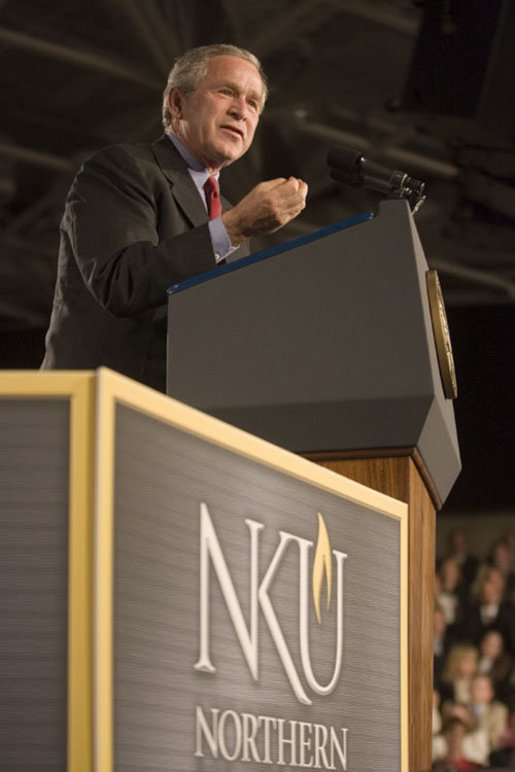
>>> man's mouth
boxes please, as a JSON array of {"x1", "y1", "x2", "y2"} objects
[{"x1": 221, "y1": 125, "x2": 244, "y2": 139}]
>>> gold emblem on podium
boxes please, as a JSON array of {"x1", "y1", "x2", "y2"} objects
[{"x1": 426, "y1": 270, "x2": 458, "y2": 399}]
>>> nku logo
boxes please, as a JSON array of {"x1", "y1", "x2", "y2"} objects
[{"x1": 194, "y1": 503, "x2": 347, "y2": 705}]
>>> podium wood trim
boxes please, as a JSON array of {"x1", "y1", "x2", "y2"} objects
[{"x1": 305, "y1": 452, "x2": 435, "y2": 772}]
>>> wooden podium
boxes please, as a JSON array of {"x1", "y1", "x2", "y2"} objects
[{"x1": 167, "y1": 200, "x2": 462, "y2": 771}]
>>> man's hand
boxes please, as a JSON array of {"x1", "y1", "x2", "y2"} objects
[{"x1": 222, "y1": 177, "x2": 308, "y2": 247}]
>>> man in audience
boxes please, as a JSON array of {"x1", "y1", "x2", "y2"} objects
[
  {"x1": 446, "y1": 528, "x2": 479, "y2": 589},
  {"x1": 434, "y1": 604, "x2": 457, "y2": 693},
  {"x1": 465, "y1": 567, "x2": 515, "y2": 654},
  {"x1": 436, "y1": 557, "x2": 467, "y2": 631}
]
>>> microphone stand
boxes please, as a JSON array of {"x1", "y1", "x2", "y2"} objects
[{"x1": 327, "y1": 147, "x2": 427, "y2": 214}]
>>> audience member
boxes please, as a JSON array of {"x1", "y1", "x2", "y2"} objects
[
  {"x1": 446, "y1": 528, "x2": 479, "y2": 589},
  {"x1": 477, "y1": 629, "x2": 513, "y2": 702},
  {"x1": 489, "y1": 539, "x2": 515, "y2": 602},
  {"x1": 465, "y1": 567, "x2": 515, "y2": 654},
  {"x1": 434, "y1": 605, "x2": 458, "y2": 693},
  {"x1": 440, "y1": 644, "x2": 479, "y2": 705},
  {"x1": 488, "y1": 694, "x2": 515, "y2": 767},
  {"x1": 433, "y1": 689, "x2": 443, "y2": 736},
  {"x1": 467, "y1": 674, "x2": 508, "y2": 753},
  {"x1": 433, "y1": 702, "x2": 489, "y2": 766},
  {"x1": 438, "y1": 717, "x2": 483, "y2": 770},
  {"x1": 437, "y1": 557, "x2": 467, "y2": 630}
]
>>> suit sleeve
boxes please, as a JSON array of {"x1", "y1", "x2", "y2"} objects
[{"x1": 65, "y1": 145, "x2": 216, "y2": 317}]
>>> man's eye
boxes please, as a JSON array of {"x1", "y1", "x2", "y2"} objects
[{"x1": 248, "y1": 100, "x2": 258, "y2": 111}]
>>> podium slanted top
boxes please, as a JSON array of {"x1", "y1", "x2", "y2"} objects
[{"x1": 167, "y1": 200, "x2": 461, "y2": 506}]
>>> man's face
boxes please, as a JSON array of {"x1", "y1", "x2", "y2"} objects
[{"x1": 170, "y1": 55, "x2": 263, "y2": 172}]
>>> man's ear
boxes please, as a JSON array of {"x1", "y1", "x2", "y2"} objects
[{"x1": 168, "y1": 88, "x2": 184, "y2": 120}]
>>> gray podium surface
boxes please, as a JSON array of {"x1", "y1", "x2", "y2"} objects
[
  {"x1": 167, "y1": 200, "x2": 460, "y2": 504},
  {"x1": 0, "y1": 399, "x2": 69, "y2": 769}
]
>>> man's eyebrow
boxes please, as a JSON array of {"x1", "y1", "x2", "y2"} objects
[{"x1": 212, "y1": 79, "x2": 262, "y2": 100}]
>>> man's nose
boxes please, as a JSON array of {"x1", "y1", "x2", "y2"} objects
[{"x1": 228, "y1": 96, "x2": 247, "y2": 119}]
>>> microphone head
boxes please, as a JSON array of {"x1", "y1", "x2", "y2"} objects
[
  {"x1": 327, "y1": 146, "x2": 365, "y2": 184},
  {"x1": 327, "y1": 145, "x2": 364, "y2": 170}
]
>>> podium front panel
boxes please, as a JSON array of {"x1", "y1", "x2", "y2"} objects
[{"x1": 94, "y1": 371, "x2": 409, "y2": 772}]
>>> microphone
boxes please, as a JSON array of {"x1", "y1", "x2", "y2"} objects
[{"x1": 327, "y1": 145, "x2": 426, "y2": 212}]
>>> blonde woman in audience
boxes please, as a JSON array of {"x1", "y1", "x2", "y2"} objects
[{"x1": 440, "y1": 643, "x2": 479, "y2": 705}]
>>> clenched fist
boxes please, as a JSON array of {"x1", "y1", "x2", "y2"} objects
[{"x1": 222, "y1": 177, "x2": 308, "y2": 246}]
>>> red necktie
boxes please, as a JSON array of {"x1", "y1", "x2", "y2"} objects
[{"x1": 204, "y1": 176, "x2": 222, "y2": 220}]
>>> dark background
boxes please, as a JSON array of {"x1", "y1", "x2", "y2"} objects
[{"x1": 1, "y1": 0, "x2": 513, "y2": 513}]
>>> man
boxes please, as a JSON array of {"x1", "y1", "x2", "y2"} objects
[
  {"x1": 41, "y1": 44, "x2": 308, "y2": 391},
  {"x1": 445, "y1": 528, "x2": 479, "y2": 589},
  {"x1": 464, "y1": 566, "x2": 515, "y2": 654}
]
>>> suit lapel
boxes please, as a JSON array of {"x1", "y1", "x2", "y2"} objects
[
  {"x1": 151, "y1": 135, "x2": 208, "y2": 227},
  {"x1": 151, "y1": 135, "x2": 249, "y2": 263}
]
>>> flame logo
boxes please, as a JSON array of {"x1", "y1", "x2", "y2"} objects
[{"x1": 312, "y1": 512, "x2": 332, "y2": 624}]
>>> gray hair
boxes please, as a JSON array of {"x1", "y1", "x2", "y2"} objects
[{"x1": 162, "y1": 44, "x2": 268, "y2": 130}]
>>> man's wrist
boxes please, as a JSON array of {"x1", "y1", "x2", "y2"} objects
[{"x1": 222, "y1": 209, "x2": 247, "y2": 247}]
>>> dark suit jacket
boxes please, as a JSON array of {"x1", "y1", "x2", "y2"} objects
[
  {"x1": 463, "y1": 601, "x2": 515, "y2": 655},
  {"x1": 41, "y1": 135, "x2": 248, "y2": 391}
]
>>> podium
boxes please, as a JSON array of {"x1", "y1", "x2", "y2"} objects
[
  {"x1": 0, "y1": 204, "x2": 461, "y2": 771},
  {"x1": 167, "y1": 199, "x2": 462, "y2": 771},
  {"x1": 1, "y1": 369, "x2": 408, "y2": 771}
]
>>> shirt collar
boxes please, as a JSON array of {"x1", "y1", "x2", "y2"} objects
[{"x1": 166, "y1": 132, "x2": 219, "y2": 183}]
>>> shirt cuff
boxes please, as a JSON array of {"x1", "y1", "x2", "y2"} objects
[{"x1": 208, "y1": 217, "x2": 238, "y2": 263}]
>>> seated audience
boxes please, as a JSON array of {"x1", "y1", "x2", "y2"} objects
[{"x1": 433, "y1": 529, "x2": 514, "y2": 770}]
